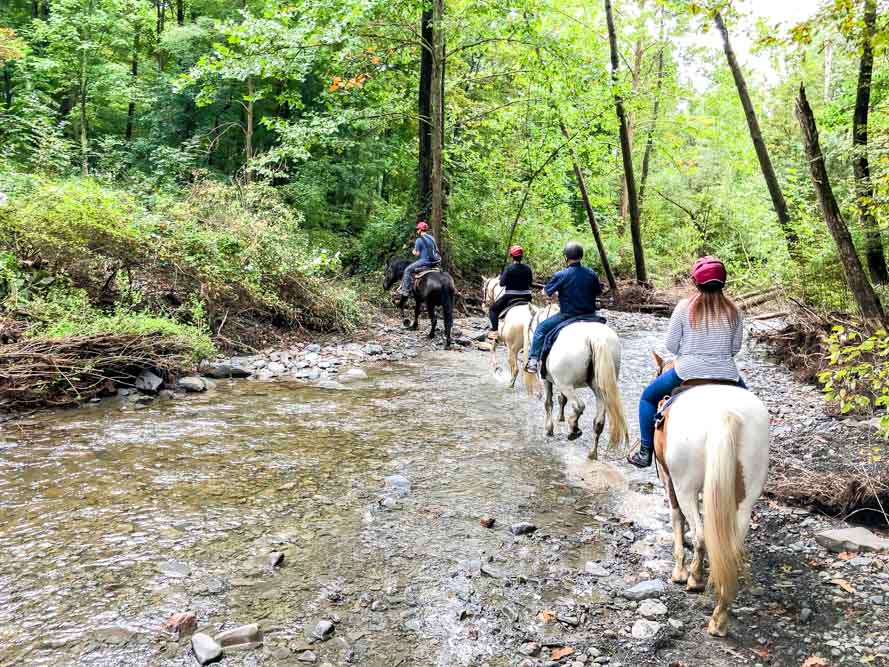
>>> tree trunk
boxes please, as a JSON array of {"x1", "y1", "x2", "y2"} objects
[
  {"x1": 714, "y1": 12, "x2": 799, "y2": 258},
  {"x1": 852, "y1": 0, "x2": 888, "y2": 283},
  {"x1": 560, "y1": 121, "x2": 617, "y2": 291},
  {"x1": 618, "y1": 27, "x2": 645, "y2": 227},
  {"x1": 40, "y1": 0, "x2": 49, "y2": 19},
  {"x1": 824, "y1": 40, "x2": 833, "y2": 102},
  {"x1": 156, "y1": 1, "x2": 165, "y2": 38},
  {"x1": 638, "y1": 9, "x2": 665, "y2": 208},
  {"x1": 31, "y1": 0, "x2": 39, "y2": 18},
  {"x1": 79, "y1": 51, "x2": 89, "y2": 177},
  {"x1": 176, "y1": 0, "x2": 184, "y2": 25},
  {"x1": 429, "y1": 0, "x2": 445, "y2": 247},
  {"x1": 2, "y1": 64, "x2": 12, "y2": 111},
  {"x1": 417, "y1": 5, "x2": 433, "y2": 222},
  {"x1": 244, "y1": 77, "x2": 254, "y2": 185},
  {"x1": 605, "y1": 0, "x2": 646, "y2": 284},
  {"x1": 795, "y1": 83, "x2": 883, "y2": 321},
  {"x1": 125, "y1": 28, "x2": 140, "y2": 141}
]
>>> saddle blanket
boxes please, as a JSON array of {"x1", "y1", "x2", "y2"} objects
[
  {"x1": 654, "y1": 379, "x2": 745, "y2": 429},
  {"x1": 540, "y1": 313, "x2": 607, "y2": 380},
  {"x1": 498, "y1": 297, "x2": 533, "y2": 321}
]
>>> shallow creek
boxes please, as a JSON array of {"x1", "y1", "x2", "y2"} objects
[{"x1": 1, "y1": 311, "x2": 773, "y2": 666}]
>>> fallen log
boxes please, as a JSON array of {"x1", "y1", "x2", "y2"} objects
[
  {"x1": 752, "y1": 311, "x2": 789, "y2": 321},
  {"x1": 738, "y1": 289, "x2": 781, "y2": 310}
]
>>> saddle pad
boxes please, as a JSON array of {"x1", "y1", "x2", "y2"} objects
[
  {"x1": 540, "y1": 313, "x2": 607, "y2": 380},
  {"x1": 654, "y1": 379, "x2": 745, "y2": 430},
  {"x1": 499, "y1": 299, "x2": 532, "y2": 320},
  {"x1": 414, "y1": 267, "x2": 442, "y2": 281}
]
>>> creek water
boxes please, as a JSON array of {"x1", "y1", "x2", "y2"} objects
[{"x1": 0, "y1": 312, "x2": 674, "y2": 666}]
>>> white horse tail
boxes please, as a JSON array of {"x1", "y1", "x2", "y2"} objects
[
  {"x1": 703, "y1": 411, "x2": 746, "y2": 604},
  {"x1": 589, "y1": 334, "x2": 628, "y2": 447}
]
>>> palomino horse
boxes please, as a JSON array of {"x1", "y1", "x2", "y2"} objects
[
  {"x1": 528, "y1": 307, "x2": 628, "y2": 460},
  {"x1": 384, "y1": 259, "x2": 455, "y2": 348},
  {"x1": 650, "y1": 352, "x2": 769, "y2": 636},
  {"x1": 482, "y1": 276, "x2": 535, "y2": 392}
]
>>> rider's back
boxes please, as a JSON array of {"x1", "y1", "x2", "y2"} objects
[{"x1": 546, "y1": 264, "x2": 601, "y2": 316}]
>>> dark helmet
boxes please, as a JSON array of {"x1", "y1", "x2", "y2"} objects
[{"x1": 563, "y1": 241, "x2": 584, "y2": 261}]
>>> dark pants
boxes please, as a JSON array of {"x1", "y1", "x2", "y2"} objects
[
  {"x1": 400, "y1": 259, "x2": 436, "y2": 295},
  {"x1": 638, "y1": 369, "x2": 748, "y2": 450},
  {"x1": 489, "y1": 293, "x2": 532, "y2": 329},
  {"x1": 528, "y1": 313, "x2": 572, "y2": 360}
]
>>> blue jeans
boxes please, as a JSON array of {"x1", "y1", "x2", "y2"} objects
[
  {"x1": 639, "y1": 369, "x2": 748, "y2": 450},
  {"x1": 528, "y1": 313, "x2": 571, "y2": 360},
  {"x1": 400, "y1": 259, "x2": 435, "y2": 294}
]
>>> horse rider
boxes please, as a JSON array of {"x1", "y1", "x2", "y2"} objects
[
  {"x1": 627, "y1": 256, "x2": 747, "y2": 468},
  {"x1": 400, "y1": 220, "x2": 441, "y2": 297},
  {"x1": 524, "y1": 241, "x2": 602, "y2": 374},
  {"x1": 487, "y1": 245, "x2": 533, "y2": 339}
]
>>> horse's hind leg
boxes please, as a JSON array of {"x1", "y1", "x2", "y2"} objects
[
  {"x1": 543, "y1": 381, "x2": 555, "y2": 437},
  {"x1": 675, "y1": 483, "x2": 706, "y2": 592},
  {"x1": 426, "y1": 300, "x2": 437, "y2": 339},
  {"x1": 562, "y1": 386, "x2": 585, "y2": 441},
  {"x1": 557, "y1": 393, "x2": 567, "y2": 422},
  {"x1": 507, "y1": 341, "x2": 519, "y2": 388},
  {"x1": 588, "y1": 386, "x2": 607, "y2": 460},
  {"x1": 664, "y1": 476, "x2": 689, "y2": 584},
  {"x1": 411, "y1": 298, "x2": 421, "y2": 330}
]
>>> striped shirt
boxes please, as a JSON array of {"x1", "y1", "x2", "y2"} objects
[{"x1": 665, "y1": 297, "x2": 743, "y2": 381}]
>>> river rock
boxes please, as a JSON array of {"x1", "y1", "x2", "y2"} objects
[
  {"x1": 311, "y1": 619, "x2": 335, "y2": 641},
  {"x1": 177, "y1": 376, "x2": 206, "y2": 392},
  {"x1": 364, "y1": 343, "x2": 384, "y2": 355},
  {"x1": 191, "y1": 633, "x2": 223, "y2": 664},
  {"x1": 135, "y1": 369, "x2": 164, "y2": 393},
  {"x1": 622, "y1": 579, "x2": 667, "y2": 600},
  {"x1": 203, "y1": 363, "x2": 252, "y2": 379},
  {"x1": 384, "y1": 474, "x2": 411, "y2": 497},
  {"x1": 269, "y1": 551, "x2": 284, "y2": 567},
  {"x1": 215, "y1": 623, "x2": 262, "y2": 649},
  {"x1": 163, "y1": 612, "x2": 197, "y2": 637},
  {"x1": 305, "y1": 343, "x2": 321, "y2": 353},
  {"x1": 816, "y1": 527, "x2": 889, "y2": 553},
  {"x1": 297, "y1": 650, "x2": 318, "y2": 663},
  {"x1": 631, "y1": 619, "x2": 662, "y2": 639},
  {"x1": 479, "y1": 516, "x2": 496, "y2": 528},
  {"x1": 510, "y1": 522, "x2": 538, "y2": 536},
  {"x1": 638, "y1": 599, "x2": 668, "y2": 618},
  {"x1": 585, "y1": 562, "x2": 609, "y2": 577},
  {"x1": 94, "y1": 626, "x2": 134, "y2": 645},
  {"x1": 267, "y1": 362, "x2": 287, "y2": 375},
  {"x1": 158, "y1": 560, "x2": 191, "y2": 578},
  {"x1": 340, "y1": 368, "x2": 368, "y2": 382}
]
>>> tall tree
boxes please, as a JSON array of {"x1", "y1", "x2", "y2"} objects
[
  {"x1": 429, "y1": 0, "x2": 445, "y2": 246},
  {"x1": 125, "y1": 25, "x2": 140, "y2": 141},
  {"x1": 714, "y1": 11, "x2": 799, "y2": 259},
  {"x1": 851, "y1": 0, "x2": 888, "y2": 283},
  {"x1": 796, "y1": 83, "x2": 883, "y2": 321},
  {"x1": 638, "y1": 8, "x2": 665, "y2": 208},
  {"x1": 417, "y1": 5, "x2": 433, "y2": 222},
  {"x1": 605, "y1": 0, "x2": 646, "y2": 284},
  {"x1": 618, "y1": 3, "x2": 646, "y2": 227}
]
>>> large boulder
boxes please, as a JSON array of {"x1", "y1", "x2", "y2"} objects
[
  {"x1": 202, "y1": 362, "x2": 252, "y2": 379},
  {"x1": 177, "y1": 376, "x2": 207, "y2": 393},
  {"x1": 135, "y1": 369, "x2": 164, "y2": 394},
  {"x1": 191, "y1": 633, "x2": 223, "y2": 665},
  {"x1": 816, "y1": 527, "x2": 889, "y2": 553},
  {"x1": 622, "y1": 579, "x2": 667, "y2": 600}
]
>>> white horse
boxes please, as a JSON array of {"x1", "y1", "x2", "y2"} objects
[
  {"x1": 482, "y1": 276, "x2": 536, "y2": 392},
  {"x1": 651, "y1": 353, "x2": 770, "y2": 637},
  {"x1": 529, "y1": 308, "x2": 629, "y2": 460}
]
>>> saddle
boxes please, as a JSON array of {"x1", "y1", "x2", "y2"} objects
[
  {"x1": 412, "y1": 266, "x2": 441, "y2": 288},
  {"x1": 498, "y1": 299, "x2": 533, "y2": 321},
  {"x1": 654, "y1": 379, "x2": 741, "y2": 431}
]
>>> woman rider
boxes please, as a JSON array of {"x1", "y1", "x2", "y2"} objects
[
  {"x1": 487, "y1": 245, "x2": 533, "y2": 338},
  {"x1": 627, "y1": 256, "x2": 747, "y2": 468},
  {"x1": 399, "y1": 221, "x2": 441, "y2": 296}
]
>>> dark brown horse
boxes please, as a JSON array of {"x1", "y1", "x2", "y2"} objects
[{"x1": 384, "y1": 259, "x2": 455, "y2": 348}]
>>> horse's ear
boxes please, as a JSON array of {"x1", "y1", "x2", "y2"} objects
[{"x1": 651, "y1": 351, "x2": 663, "y2": 369}]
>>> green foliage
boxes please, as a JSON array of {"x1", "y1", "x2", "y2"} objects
[{"x1": 819, "y1": 325, "x2": 889, "y2": 456}]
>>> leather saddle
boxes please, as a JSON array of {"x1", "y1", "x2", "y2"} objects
[
  {"x1": 498, "y1": 300, "x2": 533, "y2": 321},
  {"x1": 655, "y1": 378, "x2": 739, "y2": 431},
  {"x1": 412, "y1": 265, "x2": 441, "y2": 288}
]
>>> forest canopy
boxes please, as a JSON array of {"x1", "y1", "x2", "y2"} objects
[{"x1": 1, "y1": 0, "x2": 888, "y2": 342}]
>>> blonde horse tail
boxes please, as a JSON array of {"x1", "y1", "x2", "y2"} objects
[
  {"x1": 589, "y1": 334, "x2": 628, "y2": 448},
  {"x1": 703, "y1": 411, "x2": 745, "y2": 605}
]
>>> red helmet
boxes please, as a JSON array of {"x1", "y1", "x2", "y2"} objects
[
  {"x1": 692, "y1": 256, "x2": 727, "y2": 287},
  {"x1": 509, "y1": 245, "x2": 524, "y2": 258},
  {"x1": 416, "y1": 221, "x2": 429, "y2": 232}
]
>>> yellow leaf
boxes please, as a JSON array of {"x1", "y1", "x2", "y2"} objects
[
  {"x1": 829, "y1": 578, "x2": 855, "y2": 593},
  {"x1": 535, "y1": 609, "x2": 556, "y2": 624},
  {"x1": 801, "y1": 656, "x2": 828, "y2": 667},
  {"x1": 551, "y1": 646, "x2": 574, "y2": 660}
]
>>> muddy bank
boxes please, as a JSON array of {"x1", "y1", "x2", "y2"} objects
[{"x1": 0, "y1": 309, "x2": 887, "y2": 667}]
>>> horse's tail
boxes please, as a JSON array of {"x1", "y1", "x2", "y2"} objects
[
  {"x1": 588, "y1": 333, "x2": 628, "y2": 448},
  {"x1": 703, "y1": 411, "x2": 745, "y2": 605}
]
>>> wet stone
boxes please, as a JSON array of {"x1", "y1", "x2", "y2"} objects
[
  {"x1": 207, "y1": 577, "x2": 225, "y2": 594},
  {"x1": 177, "y1": 376, "x2": 206, "y2": 392},
  {"x1": 158, "y1": 560, "x2": 191, "y2": 578},
  {"x1": 340, "y1": 368, "x2": 368, "y2": 382},
  {"x1": 94, "y1": 626, "x2": 134, "y2": 645},
  {"x1": 269, "y1": 551, "x2": 285, "y2": 567},
  {"x1": 631, "y1": 619, "x2": 662, "y2": 639},
  {"x1": 479, "y1": 515, "x2": 496, "y2": 528},
  {"x1": 800, "y1": 607, "x2": 813, "y2": 623},
  {"x1": 510, "y1": 522, "x2": 538, "y2": 536},
  {"x1": 163, "y1": 612, "x2": 197, "y2": 637},
  {"x1": 297, "y1": 650, "x2": 318, "y2": 663},
  {"x1": 204, "y1": 363, "x2": 252, "y2": 379},
  {"x1": 622, "y1": 579, "x2": 667, "y2": 600},
  {"x1": 638, "y1": 599, "x2": 668, "y2": 618},
  {"x1": 384, "y1": 474, "x2": 411, "y2": 497},
  {"x1": 816, "y1": 527, "x2": 889, "y2": 553},
  {"x1": 192, "y1": 633, "x2": 223, "y2": 665},
  {"x1": 585, "y1": 562, "x2": 609, "y2": 577},
  {"x1": 135, "y1": 369, "x2": 164, "y2": 393},
  {"x1": 312, "y1": 619, "x2": 335, "y2": 641},
  {"x1": 215, "y1": 623, "x2": 262, "y2": 648}
]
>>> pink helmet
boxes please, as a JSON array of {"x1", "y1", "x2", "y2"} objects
[
  {"x1": 416, "y1": 221, "x2": 429, "y2": 232},
  {"x1": 692, "y1": 256, "x2": 727, "y2": 287},
  {"x1": 509, "y1": 245, "x2": 524, "y2": 258}
]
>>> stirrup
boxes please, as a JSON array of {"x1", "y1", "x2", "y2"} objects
[
  {"x1": 525, "y1": 358, "x2": 539, "y2": 373},
  {"x1": 627, "y1": 446, "x2": 653, "y2": 469}
]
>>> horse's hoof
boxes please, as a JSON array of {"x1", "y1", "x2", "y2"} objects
[
  {"x1": 567, "y1": 429, "x2": 582, "y2": 441},
  {"x1": 686, "y1": 579, "x2": 705, "y2": 593},
  {"x1": 587, "y1": 451, "x2": 598, "y2": 461},
  {"x1": 402, "y1": 319, "x2": 412, "y2": 327},
  {"x1": 671, "y1": 570, "x2": 689, "y2": 584},
  {"x1": 707, "y1": 618, "x2": 728, "y2": 637}
]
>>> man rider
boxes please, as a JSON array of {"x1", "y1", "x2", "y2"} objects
[
  {"x1": 400, "y1": 221, "x2": 441, "y2": 296},
  {"x1": 525, "y1": 241, "x2": 602, "y2": 374},
  {"x1": 487, "y1": 245, "x2": 533, "y2": 338}
]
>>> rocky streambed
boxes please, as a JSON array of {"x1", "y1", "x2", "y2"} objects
[{"x1": 0, "y1": 309, "x2": 887, "y2": 667}]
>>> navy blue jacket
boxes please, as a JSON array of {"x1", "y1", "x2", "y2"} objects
[{"x1": 545, "y1": 263, "x2": 602, "y2": 316}]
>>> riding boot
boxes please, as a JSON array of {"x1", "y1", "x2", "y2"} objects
[
  {"x1": 525, "y1": 358, "x2": 539, "y2": 374},
  {"x1": 627, "y1": 445, "x2": 653, "y2": 468}
]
